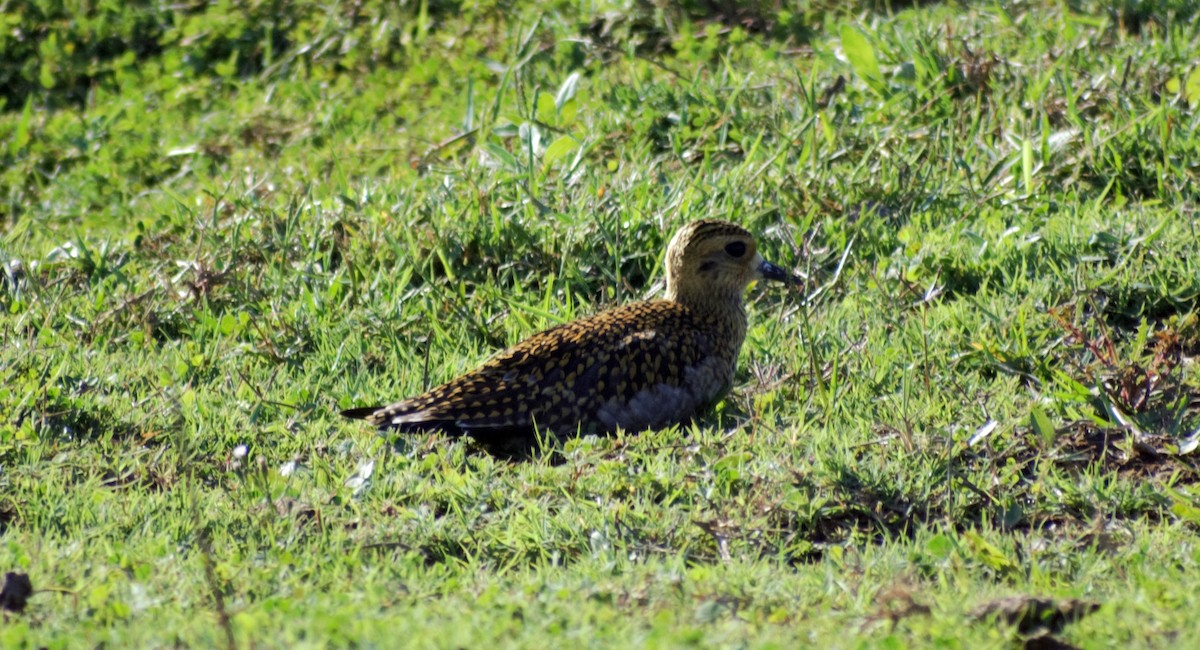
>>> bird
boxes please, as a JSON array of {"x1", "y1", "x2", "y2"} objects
[{"x1": 341, "y1": 219, "x2": 790, "y2": 449}]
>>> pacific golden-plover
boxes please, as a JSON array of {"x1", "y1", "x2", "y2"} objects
[{"x1": 342, "y1": 219, "x2": 789, "y2": 444}]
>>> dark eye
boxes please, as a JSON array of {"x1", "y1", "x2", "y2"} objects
[{"x1": 724, "y1": 241, "x2": 747, "y2": 258}]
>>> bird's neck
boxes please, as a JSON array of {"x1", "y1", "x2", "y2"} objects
[{"x1": 667, "y1": 289, "x2": 749, "y2": 355}]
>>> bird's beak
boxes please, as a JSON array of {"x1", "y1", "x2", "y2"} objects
[{"x1": 755, "y1": 254, "x2": 790, "y2": 283}]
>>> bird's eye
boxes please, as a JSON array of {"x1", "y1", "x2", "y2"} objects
[{"x1": 724, "y1": 241, "x2": 747, "y2": 258}]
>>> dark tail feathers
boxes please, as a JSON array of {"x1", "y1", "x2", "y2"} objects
[{"x1": 340, "y1": 406, "x2": 382, "y2": 420}]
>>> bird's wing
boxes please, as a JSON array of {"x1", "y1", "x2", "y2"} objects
[{"x1": 350, "y1": 301, "x2": 717, "y2": 436}]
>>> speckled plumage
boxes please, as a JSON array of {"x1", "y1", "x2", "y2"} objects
[{"x1": 342, "y1": 219, "x2": 789, "y2": 442}]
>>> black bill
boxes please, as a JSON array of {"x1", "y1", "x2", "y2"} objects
[{"x1": 757, "y1": 258, "x2": 790, "y2": 283}]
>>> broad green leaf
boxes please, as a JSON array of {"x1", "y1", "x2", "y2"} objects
[
  {"x1": 926, "y1": 534, "x2": 955, "y2": 559},
  {"x1": 542, "y1": 135, "x2": 578, "y2": 167},
  {"x1": 1186, "y1": 66, "x2": 1200, "y2": 107},
  {"x1": 559, "y1": 98, "x2": 577, "y2": 125},
  {"x1": 12, "y1": 96, "x2": 33, "y2": 154},
  {"x1": 536, "y1": 91, "x2": 556, "y2": 123},
  {"x1": 39, "y1": 61, "x2": 55, "y2": 88},
  {"x1": 218, "y1": 313, "x2": 239, "y2": 335},
  {"x1": 1168, "y1": 489, "x2": 1200, "y2": 525},
  {"x1": 840, "y1": 25, "x2": 884, "y2": 96},
  {"x1": 1031, "y1": 406, "x2": 1056, "y2": 446},
  {"x1": 713, "y1": 451, "x2": 752, "y2": 474}
]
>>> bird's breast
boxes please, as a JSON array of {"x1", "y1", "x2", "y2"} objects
[{"x1": 592, "y1": 356, "x2": 733, "y2": 432}]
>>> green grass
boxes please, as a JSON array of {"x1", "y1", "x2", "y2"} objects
[{"x1": 3, "y1": 0, "x2": 1200, "y2": 647}]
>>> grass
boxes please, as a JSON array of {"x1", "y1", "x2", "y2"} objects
[{"x1": 2, "y1": 0, "x2": 1200, "y2": 647}]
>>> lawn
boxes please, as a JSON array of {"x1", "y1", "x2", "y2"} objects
[{"x1": 3, "y1": 0, "x2": 1200, "y2": 647}]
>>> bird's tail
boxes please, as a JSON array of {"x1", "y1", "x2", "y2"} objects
[{"x1": 340, "y1": 406, "x2": 383, "y2": 420}]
